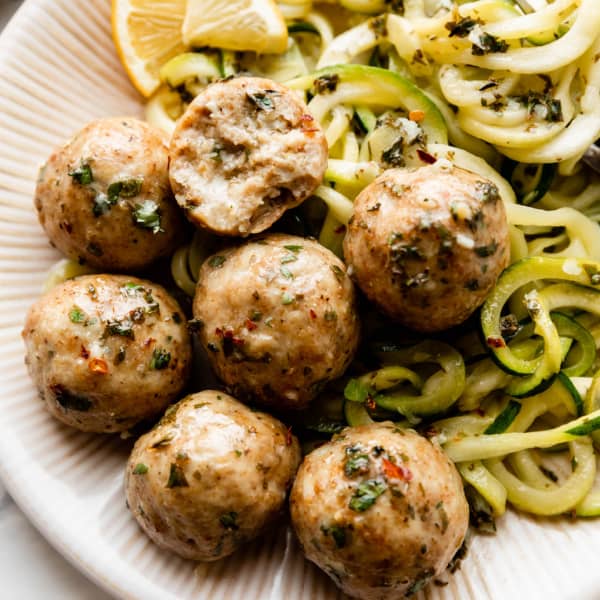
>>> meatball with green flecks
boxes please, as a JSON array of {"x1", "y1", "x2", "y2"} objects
[
  {"x1": 192, "y1": 233, "x2": 360, "y2": 410},
  {"x1": 22, "y1": 274, "x2": 191, "y2": 432},
  {"x1": 290, "y1": 423, "x2": 469, "y2": 599},
  {"x1": 35, "y1": 117, "x2": 185, "y2": 270},
  {"x1": 343, "y1": 163, "x2": 510, "y2": 332},
  {"x1": 125, "y1": 390, "x2": 301, "y2": 561}
]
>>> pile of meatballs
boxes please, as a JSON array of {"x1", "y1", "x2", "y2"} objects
[{"x1": 23, "y1": 76, "x2": 510, "y2": 599}]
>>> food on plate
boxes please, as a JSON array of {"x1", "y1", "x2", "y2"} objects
[
  {"x1": 35, "y1": 117, "x2": 185, "y2": 271},
  {"x1": 343, "y1": 164, "x2": 510, "y2": 331},
  {"x1": 192, "y1": 233, "x2": 360, "y2": 410},
  {"x1": 17, "y1": 0, "x2": 600, "y2": 597},
  {"x1": 169, "y1": 76, "x2": 328, "y2": 236},
  {"x1": 22, "y1": 274, "x2": 191, "y2": 432},
  {"x1": 290, "y1": 423, "x2": 469, "y2": 599},
  {"x1": 125, "y1": 390, "x2": 301, "y2": 560}
]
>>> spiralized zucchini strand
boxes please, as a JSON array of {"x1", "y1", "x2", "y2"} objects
[{"x1": 443, "y1": 408, "x2": 600, "y2": 462}]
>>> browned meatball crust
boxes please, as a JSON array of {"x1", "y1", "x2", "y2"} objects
[
  {"x1": 343, "y1": 164, "x2": 510, "y2": 332},
  {"x1": 35, "y1": 117, "x2": 185, "y2": 271},
  {"x1": 169, "y1": 77, "x2": 328, "y2": 236},
  {"x1": 193, "y1": 233, "x2": 360, "y2": 410},
  {"x1": 22, "y1": 274, "x2": 191, "y2": 432},
  {"x1": 290, "y1": 424, "x2": 469, "y2": 599},
  {"x1": 125, "y1": 391, "x2": 302, "y2": 561}
]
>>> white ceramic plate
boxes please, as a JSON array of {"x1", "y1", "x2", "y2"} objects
[{"x1": 1, "y1": 1, "x2": 600, "y2": 599}]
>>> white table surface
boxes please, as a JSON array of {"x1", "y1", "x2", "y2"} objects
[{"x1": 0, "y1": 2, "x2": 113, "y2": 598}]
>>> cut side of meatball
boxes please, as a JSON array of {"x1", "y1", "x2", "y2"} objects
[
  {"x1": 125, "y1": 390, "x2": 302, "y2": 561},
  {"x1": 290, "y1": 424, "x2": 469, "y2": 599},
  {"x1": 22, "y1": 274, "x2": 191, "y2": 432},
  {"x1": 192, "y1": 233, "x2": 360, "y2": 410},
  {"x1": 343, "y1": 164, "x2": 510, "y2": 332},
  {"x1": 169, "y1": 77, "x2": 328, "y2": 236},
  {"x1": 35, "y1": 117, "x2": 186, "y2": 271}
]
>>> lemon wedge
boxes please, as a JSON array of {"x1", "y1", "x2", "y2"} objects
[
  {"x1": 183, "y1": 0, "x2": 288, "y2": 54},
  {"x1": 112, "y1": 0, "x2": 188, "y2": 97}
]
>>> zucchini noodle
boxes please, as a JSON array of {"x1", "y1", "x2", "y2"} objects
[{"x1": 111, "y1": 1, "x2": 600, "y2": 523}]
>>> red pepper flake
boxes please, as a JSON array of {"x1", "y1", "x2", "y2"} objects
[
  {"x1": 409, "y1": 109, "x2": 425, "y2": 122},
  {"x1": 215, "y1": 327, "x2": 224, "y2": 337},
  {"x1": 144, "y1": 337, "x2": 155, "y2": 348},
  {"x1": 88, "y1": 357, "x2": 108, "y2": 375},
  {"x1": 486, "y1": 336, "x2": 506, "y2": 348},
  {"x1": 366, "y1": 397, "x2": 376, "y2": 411},
  {"x1": 300, "y1": 113, "x2": 319, "y2": 135},
  {"x1": 417, "y1": 149, "x2": 437, "y2": 164},
  {"x1": 80, "y1": 345, "x2": 90, "y2": 359},
  {"x1": 382, "y1": 457, "x2": 413, "y2": 481},
  {"x1": 245, "y1": 319, "x2": 258, "y2": 331},
  {"x1": 309, "y1": 309, "x2": 317, "y2": 319},
  {"x1": 334, "y1": 224, "x2": 346, "y2": 234},
  {"x1": 286, "y1": 426, "x2": 293, "y2": 446}
]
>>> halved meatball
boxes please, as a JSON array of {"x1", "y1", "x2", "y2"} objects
[
  {"x1": 125, "y1": 390, "x2": 301, "y2": 561},
  {"x1": 35, "y1": 117, "x2": 185, "y2": 271},
  {"x1": 290, "y1": 423, "x2": 469, "y2": 599},
  {"x1": 192, "y1": 233, "x2": 360, "y2": 410},
  {"x1": 22, "y1": 274, "x2": 191, "y2": 432},
  {"x1": 169, "y1": 77, "x2": 328, "y2": 236},
  {"x1": 343, "y1": 164, "x2": 510, "y2": 332}
]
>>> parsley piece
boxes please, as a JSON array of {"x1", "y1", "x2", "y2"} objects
[
  {"x1": 69, "y1": 305, "x2": 87, "y2": 324},
  {"x1": 472, "y1": 33, "x2": 509, "y2": 56},
  {"x1": 104, "y1": 319, "x2": 134, "y2": 339},
  {"x1": 313, "y1": 74, "x2": 339, "y2": 95},
  {"x1": 281, "y1": 292, "x2": 295, "y2": 305},
  {"x1": 122, "y1": 282, "x2": 144, "y2": 295},
  {"x1": 166, "y1": 463, "x2": 188, "y2": 488},
  {"x1": 247, "y1": 92, "x2": 276, "y2": 111},
  {"x1": 68, "y1": 161, "x2": 93, "y2": 185},
  {"x1": 108, "y1": 178, "x2": 143, "y2": 200},
  {"x1": 283, "y1": 244, "x2": 303, "y2": 252},
  {"x1": 324, "y1": 310, "x2": 337, "y2": 321},
  {"x1": 280, "y1": 266, "x2": 294, "y2": 279},
  {"x1": 445, "y1": 17, "x2": 480, "y2": 38},
  {"x1": 321, "y1": 524, "x2": 347, "y2": 549},
  {"x1": 474, "y1": 240, "x2": 498, "y2": 257},
  {"x1": 381, "y1": 138, "x2": 405, "y2": 167},
  {"x1": 344, "y1": 454, "x2": 370, "y2": 477},
  {"x1": 133, "y1": 463, "x2": 148, "y2": 475},
  {"x1": 219, "y1": 511, "x2": 239, "y2": 530},
  {"x1": 150, "y1": 348, "x2": 171, "y2": 370},
  {"x1": 349, "y1": 479, "x2": 387, "y2": 512},
  {"x1": 208, "y1": 255, "x2": 226, "y2": 268},
  {"x1": 281, "y1": 254, "x2": 298, "y2": 264},
  {"x1": 133, "y1": 200, "x2": 162, "y2": 234}
]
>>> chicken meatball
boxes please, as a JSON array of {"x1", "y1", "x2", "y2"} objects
[
  {"x1": 193, "y1": 234, "x2": 360, "y2": 410},
  {"x1": 35, "y1": 117, "x2": 185, "y2": 271},
  {"x1": 169, "y1": 77, "x2": 328, "y2": 236},
  {"x1": 290, "y1": 424, "x2": 469, "y2": 599},
  {"x1": 343, "y1": 164, "x2": 510, "y2": 332},
  {"x1": 22, "y1": 274, "x2": 191, "y2": 432},
  {"x1": 125, "y1": 391, "x2": 301, "y2": 561}
]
